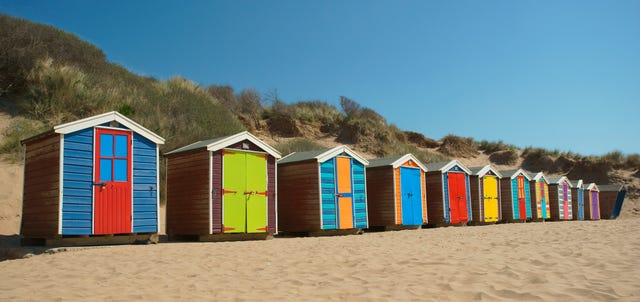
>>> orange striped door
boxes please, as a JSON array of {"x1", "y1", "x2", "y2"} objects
[{"x1": 336, "y1": 157, "x2": 353, "y2": 229}]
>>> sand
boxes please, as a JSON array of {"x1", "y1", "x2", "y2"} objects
[{"x1": 0, "y1": 219, "x2": 638, "y2": 301}]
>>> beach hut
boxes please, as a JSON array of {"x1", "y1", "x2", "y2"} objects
[
  {"x1": 21, "y1": 112, "x2": 165, "y2": 245},
  {"x1": 548, "y1": 177, "x2": 573, "y2": 221},
  {"x1": 366, "y1": 154, "x2": 428, "y2": 229},
  {"x1": 498, "y1": 169, "x2": 532, "y2": 222},
  {"x1": 528, "y1": 172, "x2": 551, "y2": 221},
  {"x1": 276, "y1": 146, "x2": 369, "y2": 234},
  {"x1": 582, "y1": 183, "x2": 600, "y2": 220},
  {"x1": 570, "y1": 179, "x2": 585, "y2": 220},
  {"x1": 468, "y1": 165, "x2": 502, "y2": 224},
  {"x1": 598, "y1": 184, "x2": 626, "y2": 219},
  {"x1": 165, "y1": 131, "x2": 281, "y2": 240},
  {"x1": 425, "y1": 160, "x2": 472, "y2": 226}
]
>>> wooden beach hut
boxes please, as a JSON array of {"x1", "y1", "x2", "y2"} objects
[
  {"x1": 425, "y1": 160, "x2": 472, "y2": 226},
  {"x1": 165, "y1": 131, "x2": 281, "y2": 240},
  {"x1": 548, "y1": 177, "x2": 573, "y2": 221},
  {"x1": 570, "y1": 179, "x2": 585, "y2": 220},
  {"x1": 276, "y1": 146, "x2": 369, "y2": 234},
  {"x1": 582, "y1": 183, "x2": 600, "y2": 220},
  {"x1": 21, "y1": 112, "x2": 165, "y2": 245},
  {"x1": 498, "y1": 169, "x2": 532, "y2": 222},
  {"x1": 528, "y1": 172, "x2": 551, "y2": 221},
  {"x1": 598, "y1": 184, "x2": 626, "y2": 219},
  {"x1": 366, "y1": 154, "x2": 427, "y2": 229},
  {"x1": 468, "y1": 165, "x2": 502, "y2": 224}
]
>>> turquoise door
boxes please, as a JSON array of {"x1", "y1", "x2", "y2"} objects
[{"x1": 400, "y1": 167, "x2": 422, "y2": 226}]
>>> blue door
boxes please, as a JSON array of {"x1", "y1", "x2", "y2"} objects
[
  {"x1": 578, "y1": 189, "x2": 584, "y2": 220},
  {"x1": 400, "y1": 167, "x2": 423, "y2": 225}
]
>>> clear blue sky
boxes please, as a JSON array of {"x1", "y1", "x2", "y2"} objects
[{"x1": 2, "y1": 1, "x2": 638, "y2": 155}]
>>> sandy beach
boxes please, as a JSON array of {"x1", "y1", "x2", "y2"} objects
[{"x1": 0, "y1": 218, "x2": 638, "y2": 301}]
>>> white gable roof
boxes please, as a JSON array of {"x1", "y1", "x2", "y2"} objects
[
  {"x1": 530, "y1": 172, "x2": 550, "y2": 183},
  {"x1": 54, "y1": 111, "x2": 165, "y2": 144},
  {"x1": 471, "y1": 165, "x2": 503, "y2": 178},
  {"x1": 583, "y1": 183, "x2": 599, "y2": 191},
  {"x1": 315, "y1": 145, "x2": 368, "y2": 165},
  {"x1": 205, "y1": 131, "x2": 282, "y2": 158},
  {"x1": 427, "y1": 160, "x2": 472, "y2": 174}
]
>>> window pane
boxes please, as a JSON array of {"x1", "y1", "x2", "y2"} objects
[
  {"x1": 114, "y1": 159, "x2": 127, "y2": 181},
  {"x1": 115, "y1": 135, "x2": 128, "y2": 157},
  {"x1": 100, "y1": 159, "x2": 112, "y2": 181},
  {"x1": 100, "y1": 134, "x2": 113, "y2": 156}
]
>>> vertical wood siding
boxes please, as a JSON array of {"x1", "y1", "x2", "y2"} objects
[
  {"x1": 425, "y1": 172, "x2": 444, "y2": 224},
  {"x1": 132, "y1": 133, "x2": 158, "y2": 233},
  {"x1": 61, "y1": 128, "x2": 93, "y2": 234},
  {"x1": 166, "y1": 150, "x2": 210, "y2": 235},
  {"x1": 470, "y1": 176, "x2": 481, "y2": 222},
  {"x1": 277, "y1": 161, "x2": 320, "y2": 232},
  {"x1": 267, "y1": 156, "x2": 276, "y2": 233},
  {"x1": 421, "y1": 170, "x2": 427, "y2": 224},
  {"x1": 352, "y1": 161, "x2": 367, "y2": 228},
  {"x1": 548, "y1": 184, "x2": 561, "y2": 221},
  {"x1": 211, "y1": 151, "x2": 222, "y2": 233},
  {"x1": 394, "y1": 167, "x2": 402, "y2": 224},
  {"x1": 499, "y1": 178, "x2": 514, "y2": 221},
  {"x1": 571, "y1": 187, "x2": 584, "y2": 220},
  {"x1": 320, "y1": 159, "x2": 336, "y2": 230},
  {"x1": 22, "y1": 134, "x2": 61, "y2": 236},
  {"x1": 365, "y1": 166, "x2": 395, "y2": 227}
]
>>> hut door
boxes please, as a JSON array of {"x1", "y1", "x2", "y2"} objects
[
  {"x1": 400, "y1": 167, "x2": 422, "y2": 226},
  {"x1": 578, "y1": 189, "x2": 584, "y2": 220},
  {"x1": 222, "y1": 150, "x2": 268, "y2": 233},
  {"x1": 562, "y1": 183, "x2": 569, "y2": 220},
  {"x1": 448, "y1": 172, "x2": 467, "y2": 223},
  {"x1": 539, "y1": 182, "x2": 547, "y2": 219},
  {"x1": 483, "y1": 176, "x2": 499, "y2": 222},
  {"x1": 517, "y1": 176, "x2": 526, "y2": 220},
  {"x1": 591, "y1": 191, "x2": 600, "y2": 219},
  {"x1": 336, "y1": 157, "x2": 354, "y2": 229},
  {"x1": 94, "y1": 129, "x2": 132, "y2": 235}
]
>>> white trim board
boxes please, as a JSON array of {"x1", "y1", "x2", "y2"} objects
[{"x1": 54, "y1": 111, "x2": 165, "y2": 145}]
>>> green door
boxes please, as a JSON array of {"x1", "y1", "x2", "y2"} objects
[
  {"x1": 222, "y1": 150, "x2": 268, "y2": 233},
  {"x1": 246, "y1": 152, "x2": 268, "y2": 233}
]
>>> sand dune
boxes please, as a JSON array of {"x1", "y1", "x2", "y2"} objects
[{"x1": 1, "y1": 218, "x2": 638, "y2": 301}]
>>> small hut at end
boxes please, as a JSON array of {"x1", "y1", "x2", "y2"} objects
[
  {"x1": 425, "y1": 160, "x2": 472, "y2": 226},
  {"x1": 277, "y1": 146, "x2": 369, "y2": 235},
  {"x1": 528, "y1": 172, "x2": 551, "y2": 221},
  {"x1": 468, "y1": 165, "x2": 502, "y2": 224},
  {"x1": 598, "y1": 184, "x2": 626, "y2": 219},
  {"x1": 583, "y1": 183, "x2": 601, "y2": 220},
  {"x1": 570, "y1": 179, "x2": 585, "y2": 220},
  {"x1": 366, "y1": 154, "x2": 428, "y2": 229},
  {"x1": 165, "y1": 131, "x2": 281, "y2": 241},
  {"x1": 548, "y1": 176, "x2": 573, "y2": 221},
  {"x1": 21, "y1": 112, "x2": 165, "y2": 246},
  {"x1": 498, "y1": 169, "x2": 532, "y2": 222}
]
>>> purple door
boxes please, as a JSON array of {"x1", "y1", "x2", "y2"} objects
[{"x1": 591, "y1": 191, "x2": 600, "y2": 219}]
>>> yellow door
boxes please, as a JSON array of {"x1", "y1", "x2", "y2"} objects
[{"x1": 483, "y1": 176, "x2": 499, "y2": 222}]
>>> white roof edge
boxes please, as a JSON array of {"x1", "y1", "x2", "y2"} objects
[
  {"x1": 206, "y1": 131, "x2": 282, "y2": 159},
  {"x1": 552, "y1": 176, "x2": 571, "y2": 184},
  {"x1": 531, "y1": 172, "x2": 550, "y2": 183},
  {"x1": 584, "y1": 183, "x2": 598, "y2": 190},
  {"x1": 54, "y1": 111, "x2": 165, "y2": 144},
  {"x1": 507, "y1": 168, "x2": 531, "y2": 180},
  {"x1": 316, "y1": 145, "x2": 369, "y2": 165},
  {"x1": 571, "y1": 179, "x2": 584, "y2": 188},
  {"x1": 475, "y1": 165, "x2": 503, "y2": 178},
  {"x1": 440, "y1": 160, "x2": 472, "y2": 174},
  {"x1": 390, "y1": 154, "x2": 428, "y2": 171}
]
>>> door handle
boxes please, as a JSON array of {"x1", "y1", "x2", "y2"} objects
[
  {"x1": 244, "y1": 191, "x2": 255, "y2": 195},
  {"x1": 93, "y1": 182, "x2": 106, "y2": 187}
]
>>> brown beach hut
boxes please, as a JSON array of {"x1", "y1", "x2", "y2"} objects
[
  {"x1": 21, "y1": 112, "x2": 165, "y2": 245},
  {"x1": 498, "y1": 169, "x2": 532, "y2": 222},
  {"x1": 570, "y1": 179, "x2": 585, "y2": 220},
  {"x1": 366, "y1": 154, "x2": 428, "y2": 229},
  {"x1": 582, "y1": 183, "x2": 600, "y2": 220},
  {"x1": 598, "y1": 184, "x2": 626, "y2": 219},
  {"x1": 165, "y1": 131, "x2": 281, "y2": 240},
  {"x1": 528, "y1": 172, "x2": 551, "y2": 221},
  {"x1": 468, "y1": 165, "x2": 502, "y2": 224},
  {"x1": 548, "y1": 176, "x2": 573, "y2": 221},
  {"x1": 425, "y1": 160, "x2": 472, "y2": 226},
  {"x1": 277, "y1": 146, "x2": 369, "y2": 234}
]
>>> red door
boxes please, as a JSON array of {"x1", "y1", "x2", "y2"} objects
[
  {"x1": 517, "y1": 176, "x2": 526, "y2": 220},
  {"x1": 448, "y1": 173, "x2": 468, "y2": 223},
  {"x1": 94, "y1": 128, "x2": 132, "y2": 234}
]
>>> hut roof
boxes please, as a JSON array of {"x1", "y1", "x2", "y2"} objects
[
  {"x1": 24, "y1": 111, "x2": 165, "y2": 144},
  {"x1": 528, "y1": 171, "x2": 549, "y2": 183},
  {"x1": 367, "y1": 154, "x2": 427, "y2": 171},
  {"x1": 583, "y1": 183, "x2": 599, "y2": 191},
  {"x1": 165, "y1": 131, "x2": 281, "y2": 158},
  {"x1": 598, "y1": 184, "x2": 626, "y2": 192},
  {"x1": 569, "y1": 179, "x2": 583, "y2": 188},
  {"x1": 425, "y1": 160, "x2": 471, "y2": 174},
  {"x1": 548, "y1": 176, "x2": 571, "y2": 185},
  {"x1": 498, "y1": 168, "x2": 531, "y2": 180},
  {"x1": 469, "y1": 165, "x2": 503, "y2": 178},
  {"x1": 278, "y1": 145, "x2": 368, "y2": 165}
]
